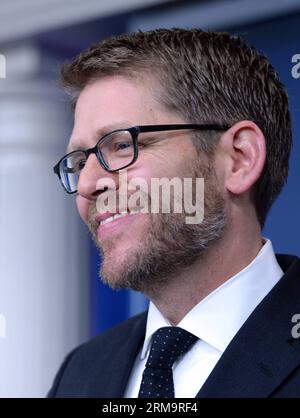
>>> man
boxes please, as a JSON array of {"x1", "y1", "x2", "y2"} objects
[{"x1": 49, "y1": 28, "x2": 300, "y2": 398}]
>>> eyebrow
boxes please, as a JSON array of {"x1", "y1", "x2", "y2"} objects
[{"x1": 67, "y1": 121, "x2": 133, "y2": 153}]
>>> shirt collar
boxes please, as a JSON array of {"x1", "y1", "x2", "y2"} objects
[{"x1": 141, "y1": 238, "x2": 283, "y2": 359}]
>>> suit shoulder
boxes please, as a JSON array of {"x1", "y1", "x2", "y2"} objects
[
  {"x1": 64, "y1": 311, "x2": 147, "y2": 364},
  {"x1": 48, "y1": 311, "x2": 147, "y2": 397},
  {"x1": 276, "y1": 253, "x2": 300, "y2": 275}
]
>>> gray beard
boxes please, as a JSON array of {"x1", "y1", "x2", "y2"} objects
[{"x1": 88, "y1": 165, "x2": 227, "y2": 294}]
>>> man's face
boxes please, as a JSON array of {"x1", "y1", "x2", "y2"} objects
[{"x1": 70, "y1": 76, "x2": 226, "y2": 294}]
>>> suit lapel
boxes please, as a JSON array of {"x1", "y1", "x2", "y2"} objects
[{"x1": 197, "y1": 255, "x2": 300, "y2": 397}]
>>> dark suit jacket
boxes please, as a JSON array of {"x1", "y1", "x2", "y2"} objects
[{"x1": 48, "y1": 254, "x2": 300, "y2": 398}]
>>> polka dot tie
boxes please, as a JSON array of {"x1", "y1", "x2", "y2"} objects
[{"x1": 138, "y1": 327, "x2": 198, "y2": 398}]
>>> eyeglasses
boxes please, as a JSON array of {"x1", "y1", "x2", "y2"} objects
[{"x1": 53, "y1": 123, "x2": 229, "y2": 194}]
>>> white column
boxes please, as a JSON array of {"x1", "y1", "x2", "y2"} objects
[{"x1": 0, "y1": 44, "x2": 89, "y2": 397}]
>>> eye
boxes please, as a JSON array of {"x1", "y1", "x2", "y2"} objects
[
  {"x1": 112, "y1": 141, "x2": 134, "y2": 155},
  {"x1": 99, "y1": 130, "x2": 134, "y2": 156},
  {"x1": 115, "y1": 142, "x2": 132, "y2": 151},
  {"x1": 77, "y1": 159, "x2": 86, "y2": 170},
  {"x1": 68, "y1": 157, "x2": 86, "y2": 173}
]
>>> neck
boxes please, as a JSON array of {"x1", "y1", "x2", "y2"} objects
[{"x1": 145, "y1": 219, "x2": 263, "y2": 325}]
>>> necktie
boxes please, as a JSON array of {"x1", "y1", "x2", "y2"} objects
[{"x1": 138, "y1": 326, "x2": 198, "y2": 398}]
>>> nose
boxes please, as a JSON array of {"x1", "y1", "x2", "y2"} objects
[{"x1": 77, "y1": 154, "x2": 117, "y2": 201}]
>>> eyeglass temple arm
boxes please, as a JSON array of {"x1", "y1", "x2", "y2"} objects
[{"x1": 136, "y1": 124, "x2": 230, "y2": 133}]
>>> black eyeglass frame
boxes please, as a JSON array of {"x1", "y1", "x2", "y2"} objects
[{"x1": 53, "y1": 123, "x2": 230, "y2": 194}]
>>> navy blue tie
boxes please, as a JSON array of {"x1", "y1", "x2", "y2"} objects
[{"x1": 138, "y1": 327, "x2": 198, "y2": 398}]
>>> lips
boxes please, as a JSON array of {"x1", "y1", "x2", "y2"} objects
[{"x1": 95, "y1": 209, "x2": 142, "y2": 226}]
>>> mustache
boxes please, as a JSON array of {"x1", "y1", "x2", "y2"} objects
[
  {"x1": 99, "y1": 188, "x2": 151, "y2": 209},
  {"x1": 88, "y1": 190, "x2": 151, "y2": 222}
]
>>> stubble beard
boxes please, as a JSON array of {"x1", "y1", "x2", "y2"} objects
[{"x1": 88, "y1": 163, "x2": 227, "y2": 295}]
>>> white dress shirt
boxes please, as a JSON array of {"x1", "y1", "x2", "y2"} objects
[{"x1": 124, "y1": 238, "x2": 284, "y2": 398}]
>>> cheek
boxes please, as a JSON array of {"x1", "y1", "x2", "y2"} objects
[
  {"x1": 76, "y1": 195, "x2": 89, "y2": 224},
  {"x1": 128, "y1": 165, "x2": 155, "y2": 184},
  {"x1": 139, "y1": 142, "x2": 196, "y2": 178},
  {"x1": 131, "y1": 154, "x2": 176, "y2": 180}
]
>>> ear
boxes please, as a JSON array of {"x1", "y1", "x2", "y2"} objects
[{"x1": 221, "y1": 121, "x2": 266, "y2": 195}]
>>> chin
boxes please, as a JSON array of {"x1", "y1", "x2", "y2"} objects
[
  {"x1": 99, "y1": 265, "x2": 126, "y2": 289},
  {"x1": 99, "y1": 241, "x2": 140, "y2": 290}
]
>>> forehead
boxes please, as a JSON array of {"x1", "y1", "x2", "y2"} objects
[
  {"x1": 75, "y1": 77, "x2": 160, "y2": 127},
  {"x1": 69, "y1": 75, "x2": 177, "y2": 149}
]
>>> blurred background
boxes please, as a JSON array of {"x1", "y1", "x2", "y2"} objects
[{"x1": 0, "y1": 0, "x2": 299, "y2": 397}]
